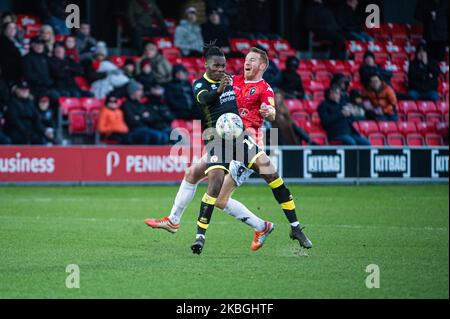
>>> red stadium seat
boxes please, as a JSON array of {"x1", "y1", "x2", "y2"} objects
[
  {"x1": 58, "y1": 97, "x2": 81, "y2": 115},
  {"x1": 164, "y1": 18, "x2": 177, "y2": 35},
  {"x1": 291, "y1": 111, "x2": 309, "y2": 122},
  {"x1": 285, "y1": 99, "x2": 304, "y2": 113},
  {"x1": 358, "y1": 121, "x2": 379, "y2": 136},
  {"x1": 311, "y1": 112, "x2": 321, "y2": 126},
  {"x1": 378, "y1": 121, "x2": 398, "y2": 135},
  {"x1": 406, "y1": 133, "x2": 424, "y2": 146},
  {"x1": 307, "y1": 60, "x2": 327, "y2": 71},
  {"x1": 110, "y1": 56, "x2": 127, "y2": 68},
  {"x1": 302, "y1": 120, "x2": 323, "y2": 134},
  {"x1": 68, "y1": 108, "x2": 87, "y2": 134},
  {"x1": 325, "y1": 60, "x2": 347, "y2": 73},
  {"x1": 368, "y1": 133, "x2": 386, "y2": 146},
  {"x1": 299, "y1": 71, "x2": 314, "y2": 82},
  {"x1": 309, "y1": 133, "x2": 327, "y2": 145},
  {"x1": 425, "y1": 133, "x2": 443, "y2": 146},
  {"x1": 386, "y1": 133, "x2": 405, "y2": 146},
  {"x1": 417, "y1": 101, "x2": 437, "y2": 114},
  {"x1": 425, "y1": 112, "x2": 442, "y2": 124},
  {"x1": 416, "y1": 122, "x2": 437, "y2": 135},
  {"x1": 397, "y1": 121, "x2": 417, "y2": 135},
  {"x1": 74, "y1": 76, "x2": 91, "y2": 91},
  {"x1": 407, "y1": 112, "x2": 425, "y2": 123},
  {"x1": 151, "y1": 37, "x2": 174, "y2": 49},
  {"x1": 391, "y1": 77, "x2": 408, "y2": 93},
  {"x1": 230, "y1": 38, "x2": 252, "y2": 54},
  {"x1": 16, "y1": 14, "x2": 42, "y2": 26},
  {"x1": 315, "y1": 71, "x2": 333, "y2": 82},
  {"x1": 24, "y1": 24, "x2": 41, "y2": 38},
  {"x1": 397, "y1": 100, "x2": 418, "y2": 114},
  {"x1": 80, "y1": 97, "x2": 104, "y2": 112},
  {"x1": 88, "y1": 106, "x2": 101, "y2": 133},
  {"x1": 435, "y1": 101, "x2": 449, "y2": 115},
  {"x1": 303, "y1": 100, "x2": 320, "y2": 114}
]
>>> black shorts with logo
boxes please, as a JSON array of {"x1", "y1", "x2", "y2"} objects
[{"x1": 204, "y1": 133, "x2": 264, "y2": 175}]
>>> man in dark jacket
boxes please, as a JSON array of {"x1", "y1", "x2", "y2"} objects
[
  {"x1": 408, "y1": 43, "x2": 440, "y2": 101},
  {"x1": 49, "y1": 44, "x2": 92, "y2": 97},
  {"x1": 414, "y1": 0, "x2": 449, "y2": 61},
  {"x1": 304, "y1": 0, "x2": 346, "y2": 60},
  {"x1": 280, "y1": 56, "x2": 305, "y2": 99},
  {"x1": 164, "y1": 64, "x2": 202, "y2": 120},
  {"x1": 4, "y1": 81, "x2": 51, "y2": 144},
  {"x1": 318, "y1": 85, "x2": 370, "y2": 145},
  {"x1": 121, "y1": 80, "x2": 170, "y2": 145},
  {"x1": 22, "y1": 37, "x2": 60, "y2": 100},
  {"x1": 0, "y1": 21, "x2": 23, "y2": 84}
]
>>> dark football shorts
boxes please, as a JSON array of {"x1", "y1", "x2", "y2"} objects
[{"x1": 204, "y1": 133, "x2": 265, "y2": 175}]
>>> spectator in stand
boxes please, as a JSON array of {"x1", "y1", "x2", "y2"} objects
[
  {"x1": 359, "y1": 50, "x2": 392, "y2": 88},
  {"x1": 318, "y1": 85, "x2": 370, "y2": 145},
  {"x1": 39, "y1": 24, "x2": 55, "y2": 56},
  {"x1": 127, "y1": 0, "x2": 169, "y2": 54},
  {"x1": 98, "y1": 95, "x2": 130, "y2": 144},
  {"x1": 280, "y1": 56, "x2": 305, "y2": 100},
  {"x1": 23, "y1": 36, "x2": 60, "y2": 101},
  {"x1": 330, "y1": 73, "x2": 351, "y2": 104},
  {"x1": 123, "y1": 58, "x2": 137, "y2": 79},
  {"x1": 0, "y1": 22, "x2": 24, "y2": 84},
  {"x1": 335, "y1": 0, "x2": 372, "y2": 42},
  {"x1": 49, "y1": 44, "x2": 92, "y2": 98},
  {"x1": 1, "y1": 12, "x2": 25, "y2": 45},
  {"x1": 137, "y1": 58, "x2": 157, "y2": 95},
  {"x1": 304, "y1": 0, "x2": 346, "y2": 60},
  {"x1": 348, "y1": 89, "x2": 372, "y2": 121},
  {"x1": 64, "y1": 35, "x2": 80, "y2": 63},
  {"x1": 205, "y1": 0, "x2": 238, "y2": 31},
  {"x1": 44, "y1": 0, "x2": 70, "y2": 35},
  {"x1": 414, "y1": 0, "x2": 449, "y2": 62},
  {"x1": 75, "y1": 22, "x2": 97, "y2": 62},
  {"x1": 83, "y1": 42, "x2": 108, "y2": 84},
  {"x1": 4, "y1": 81, "x2": 51, "y2": 145},
  {"x1": 201, "y1": 9, "x2": 231, "y2": 55},
  {"x1": 363, "y1": 74, "x2": 398, "y2": 121},
  {"x1": 139, "y1": 42, "x2": 173, "y2": 84},
  {"x1": 36, "y1": 95, "x2": 56, "y2": 144},
  {"x1": 122, "y1": 80, "x2": 170, "y2": 145},
  {"x1": 273, "y1": 89, "x2": 317, "y2": 145},
  {"x1": 164, "y1": 64, "x2": 203, "y2": 120},
  {"x1": 408, "y1": 42, "x2": 440, "y2": 102},
  {"x1": 174, "y1": 7, "x2": 204, "y2": 57}
]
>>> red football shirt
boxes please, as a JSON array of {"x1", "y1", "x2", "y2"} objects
[{"x1": 232, "y1": 75, "x2": 275, "y2": 145}]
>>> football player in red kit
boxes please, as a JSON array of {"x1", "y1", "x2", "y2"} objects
[{"x1": 145, "y1": 47, "x2": 312, "y2": 253}]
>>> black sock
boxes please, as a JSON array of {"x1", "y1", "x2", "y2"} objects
[
  {"x1": 269, "y1": 177, "x2": 299, "y2": 224},
  {"x1": 196, "y1": 193, "x2": 217, "y2": 236}
]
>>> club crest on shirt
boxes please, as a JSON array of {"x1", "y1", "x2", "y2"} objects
[
  {"x1": 249, "y1": 87, "x2": 256, "y2": 95},
  {"x1": 194, "y1": 82, "x2": 202, "y2": 90}
]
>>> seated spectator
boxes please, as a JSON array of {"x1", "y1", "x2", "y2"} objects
[
  {"x1": 123, "y1": 58, "x2": 137, "y2": 79},
  {"x1": 363, "y1": 74, "x2": 398, "y2": 121},
  {"x1": 45, "y1": 0, "x2": 70, "y2": 35},
  {"x1": 205, "y1": 0, "x2": 238, "y2": 31},
  {"x1": 136, "y1": 58, "x2": 167, "y2": 106},
  {"x1": 174, "y1": 7, "x2": 204, "y2": 57},
  {"x1": 98, "y1": 95, "x2": 130, "y2": 144},
  {"x1": 83, "y1": 42, "x2": 108, "y2": 84},
  {"x1": 318, "y1": 85, "x2": 370, "y2": 145},
  {"x1": 64, "y1": 35, "x2": 80, "y2": 63},
  {"x1": 359, "y1": 50, "x2": 392, "y2": 88},
  {"x1": 0, "y1": 22, "x2": 24, "y2": 84},
  {"x1": 335, "y1": 0, "x2": 372, "y2": 42},
  {"x1": 122, "y1": 80, "x2": 170, "y2": 145},
  {"x1": 348, "y1": 89, "x2": 372, "y2": 121},
  {"x1": 273, "y1": 89, "x2": 317, "y2": 145},
  {"x1": 408, "y1": 42, "x2": 440, "y2": 102},
  {"x1": 139, "y1": 42, "x2": 173, "y2": 84},
  {"x1": 23, "y1": 36, "x2": 60, "y2": 101},
  {"x1": 201, "y1": 8, "x2": 231, "y2": 55},
  {"x1": 280, "y1": 56, "x2": 305, "y2": 100},
  {"x1": 36, "y1": 95, "x2": 56, "y2": 144},
  {"x1": 39, "y1": 25, "x2": 55, "y2": 56},
  {"x1": 75, "y1": 22, "x2": 97, "y2": 62},
  {"x1": 0, "y1": 12, "x2": 25, "y2": 45},
  {"x1": 330, "y1": 73, "x2": 351, "y2": 104},
  {"x1": 304, "y1": 0, "x2": 346, "y2": 60},
  {"x1": 127, "y1": 0, "x2": 169, "y2": 54},
  {"x1": 164, "y1": 64, "x2": 203, "y2": 120},
  {"x1": 49, "y1": 44, "x2": 92, "y2": 98},
  {"x1": 4, "y1": 81, "x2": 51, "y2": 145}
]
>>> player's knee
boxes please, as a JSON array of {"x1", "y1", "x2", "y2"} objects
[{"x1": 185, "y1": 166, "x2": 200, "y2": 184}]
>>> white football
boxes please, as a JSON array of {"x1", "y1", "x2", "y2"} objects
[{"x1": 216, "y1": 113, "x2": 244, "y2": 140}]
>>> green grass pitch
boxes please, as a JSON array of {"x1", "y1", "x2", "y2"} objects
[{"x1": 0, "y1": 184, "x2": 448, "y2": 299}]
